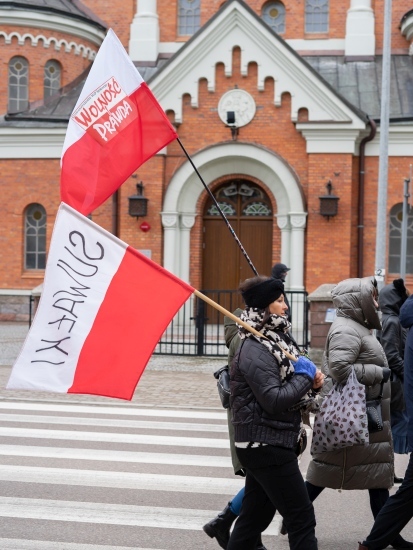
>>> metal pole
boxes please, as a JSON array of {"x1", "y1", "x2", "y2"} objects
[
  {"x1": 374, "y1": 0, "x2": 392, "y2": 289},
  {"x1": 401, "y1": 177, "x2": 410, "y2": 280}
]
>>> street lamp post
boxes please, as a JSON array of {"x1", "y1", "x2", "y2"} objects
[{"x1": 374, "y1": 0, "x2": 392, "y2": 289}]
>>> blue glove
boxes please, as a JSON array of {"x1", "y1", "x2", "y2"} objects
[{"x1": 293, "y1": 356, "x2": 317, "y2": 380}]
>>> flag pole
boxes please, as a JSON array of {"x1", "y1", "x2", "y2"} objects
[
  {"x1": 177, "y1": 138, "x2": 258, "y2": 276},
  {"x1": 193, "y1": 289, "x2": 296, "y2": 361}
]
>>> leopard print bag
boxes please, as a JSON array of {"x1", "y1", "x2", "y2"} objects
[{"x1": 310, "y1": 367, "x2": 369, "y2": 455}]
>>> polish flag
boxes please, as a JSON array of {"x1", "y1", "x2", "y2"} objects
[
  {"x1": 60, "y1": 29, "x2": 177, "y2": 215},
  {"x1": 7, "y1": 203, "x2": 193, "y2": 400}
]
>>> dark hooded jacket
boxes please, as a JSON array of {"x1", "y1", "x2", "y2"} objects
[
  {"x1": 378, "y1": 282, "x2": 408, "y2": 411},
  {"x1": 306, "y1": 277, "x2": 393, "y2": 490},
  {"x1": 399, "y1": 295, "x2": 413, "y2": 451}
]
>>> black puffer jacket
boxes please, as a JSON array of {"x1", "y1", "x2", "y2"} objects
[{"x1": 230, "y1": 337, "x2": 313, "y2": 449}]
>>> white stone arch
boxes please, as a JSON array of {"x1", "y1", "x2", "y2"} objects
[{"x1": 161, "y1": 142, "x2": 307, "y2": 290}]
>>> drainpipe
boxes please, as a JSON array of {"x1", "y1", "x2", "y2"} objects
[
  {"x1": 358, "y1": 118, "x2": 377, "y2": 277},
  {"x1": 112, "y1": 190, "x2": 119, "y2": 237}
]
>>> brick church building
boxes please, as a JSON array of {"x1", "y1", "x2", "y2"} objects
[{"x1": 1, "y1": 0, "x2": 413, "y2": 320}]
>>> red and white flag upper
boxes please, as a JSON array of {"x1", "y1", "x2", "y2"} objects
[
  {"x1": 7, "y1": 203, "x2": 193, "y2": 400},
  {"x1": 60, "y1": 29, "x2": 177, "y2": 215}
]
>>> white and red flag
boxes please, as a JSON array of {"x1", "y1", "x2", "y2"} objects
[
  {"x1": 60, "y1": 29, "x2": 177, "y2": 215},
  {"x1": 7, "y1": 203, "x2": 193, "y2": 400}
]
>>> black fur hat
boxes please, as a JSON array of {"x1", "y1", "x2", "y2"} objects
[{"x1": 241, "y1": 278, "x2": 284, "y2": 309}]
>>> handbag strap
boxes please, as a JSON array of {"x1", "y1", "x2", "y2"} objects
[{"x1": 377, "y1": 378, "x2": 385, "y2": 400}]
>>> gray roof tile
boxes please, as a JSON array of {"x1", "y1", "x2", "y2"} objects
[{"x1": 0, "y1": 0, "x2": 107, "y2": 30}]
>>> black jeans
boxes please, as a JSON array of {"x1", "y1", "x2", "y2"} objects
[
  {"x1": 305, "y1": 481, "x2": 389, "y2": 520},
  {"x1": 227, "y1": 450, "x2": 317, "y2": 550},
  {"x1": 362, "y1": 452, "x2": 413, "y2": 549}
]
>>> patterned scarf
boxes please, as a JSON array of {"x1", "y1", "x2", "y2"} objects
[{"x1": 238, "y1": 307, "x2": 318, "y2": 416}]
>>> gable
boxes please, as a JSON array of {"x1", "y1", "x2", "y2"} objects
[{"x1": 150, "y1": 0, "x2": 366, "y2": 129}]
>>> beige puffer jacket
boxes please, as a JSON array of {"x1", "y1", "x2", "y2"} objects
[{"x1": 306, "y1": 277, "x2": 394, "y2": 490}]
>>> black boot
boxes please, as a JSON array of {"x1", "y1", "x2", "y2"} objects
[
  {"x1": 203, "y1": 503, "x2": 237, "y2": 549},
  {"x1": 391, "y1": 534, "x2": 413, "y2": 549},
  {"x1": 256, "y1": 534, "x2": 268, "y2": 549}
]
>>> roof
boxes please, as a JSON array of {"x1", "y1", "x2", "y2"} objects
[
  {"x1": 7, "y1": 54, "x2": 412, "y2": 127},
  {"x1": 305, "y1": 55, "x2": 413, "y2": 121},
  {"x1": 0, "y1": 0, "x2": 107, "y2": 31}
]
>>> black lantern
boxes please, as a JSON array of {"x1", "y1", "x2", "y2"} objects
[
  {"x1": 226, "y1": 111, "x2": 239, "y2": 141},
  {"x1": 128, "y1": 182, "x2": 148, "y2": 218},
  {"x1": 319, "y1": 181, "x2": 339, "y2": 220}
]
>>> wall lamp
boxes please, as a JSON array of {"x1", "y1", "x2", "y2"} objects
[
  {"x1": 319, "y1": 181, "x2": 339, "y2": 220},
  {"x1": 226, "y1": 111, "x2": 239, "y2": 141},
  {"x1": 128, "y1": 181, "x2": 148, "y2": 218}
]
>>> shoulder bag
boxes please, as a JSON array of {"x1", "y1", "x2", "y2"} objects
[{"x1": 311, "y1": 367, "x2": 369, "y2": 455}]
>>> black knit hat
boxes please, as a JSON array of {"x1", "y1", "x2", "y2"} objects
[{"x1": 241, "y1": 278, "x2": 285, "y2": 309}]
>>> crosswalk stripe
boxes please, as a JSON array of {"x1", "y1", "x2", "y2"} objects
[
  {"x1": 0, "y1": 427, "x2": 229, "y2": 448},
  {"x1": 0, "y1": 540, "x2": 160, "y2": 550},
  {"x1": 0, "y1": 402, "x2": 226, "y2": 419},
  {"x1": 0, "y1": 445, "x2": 231, "y2": 467},
  {"x1": 0, "y1": 464, "x2": 244, "y2": 494},
  {"x1": 0, "y1": 413, "x2": 228, "y2": 432},
  {"x1": 0, "y1": 497, "x2": 280, "y2": 535}
]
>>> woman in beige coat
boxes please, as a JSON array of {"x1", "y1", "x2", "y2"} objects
[{"x1": 306, "y1": 277, "x2": 413, "y2": 549}]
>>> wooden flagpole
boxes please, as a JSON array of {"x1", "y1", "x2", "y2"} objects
[{"x1": 193, "y1": 290, "x2": 296, "y2": 362}]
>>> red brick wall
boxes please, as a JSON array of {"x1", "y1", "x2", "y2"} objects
[
  {"x1": 362, "y1": 154, "x2": 413, "y2": 285},
  {"x1": 305, "y1": 153, "x2": 356, "y2": 293},
  {"x1": 374, "y1": 0, "x2": 411, "y2": 53}
]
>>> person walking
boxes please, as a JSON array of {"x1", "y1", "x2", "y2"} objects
[
  {"x1": 305, "y1": 277, "x2": 412, "y2": 549},
  {"x1": 271, "y1": 263, "x2": 291, "y2": 321},
  {"x1": 203, "y1": 308, "x2": 267, "y2": 549},
  {"x1": 358, "y1": 290, "x2": 413, "y2": 550},
  {"x1": 226, "y1": 275, "x2": 323, "y2": 550},
  {"x1": 378, "y1": 279, "x2": 409, "y2": 482}
]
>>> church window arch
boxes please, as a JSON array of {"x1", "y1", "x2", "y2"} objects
[
  {"x1": 262, "y1": 2, "x2": 286, "y2": 34},
  {"x1": 305, "y1": 0, "x2": 329, "y2": 33},
  {"x1": 44, "y1": 60, "x2": 61, "y2": 100},
  {"x1": 178, "y1": 0, "x2": 201, "y2": 36},
  {"x1": 8, "y1": 56, "x2": 29, "y2": 113},
  {"x1": 24, "y1": 203, "x2": 47, "y2": 270}
]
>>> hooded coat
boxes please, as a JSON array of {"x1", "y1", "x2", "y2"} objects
[
  {"x1": 399, "y1": 295, "x2": 413, "y2": 451},
  {"x1": 306, "y1": 277, "x2": 394, "y2": 490},
  {"x1": 378, "y1": 282, "x2": 407, "y2": 412}
]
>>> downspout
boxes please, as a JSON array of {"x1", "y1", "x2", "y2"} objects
[{"x1": 358, "y1": 118, "x2": 377, "y2": 277}]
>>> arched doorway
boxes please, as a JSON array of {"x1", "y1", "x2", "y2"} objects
[
  {"x1": 202, "y1": 179, "x2": 273, "y2": 291},
  {"x1": 161, "y1": 142, "x2": 307, "y2": 291}
]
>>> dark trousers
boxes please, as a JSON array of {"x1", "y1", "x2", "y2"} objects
[
  {"x1": 227, "y1": 455, "x2": 317, "y2": 550},
  {"x1": 305, "y1": 481, "x2": 389, "y2": 519},
  {"x1": 362, "y1": 452, "x2": 413, "y2": 549}
]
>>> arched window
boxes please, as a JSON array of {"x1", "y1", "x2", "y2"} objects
[
  {"x1": 24, "y1": 204, "x2": 47, "y2": 270},
  {"x1": 389, "y1": 203, "x2": 413, "y2": 274},
  {"x1": 178, "y1": 0, "x2": 201, "y2": 36},
  {"x1": 8, "y1": 56, "x2": 29, "y2": 113},
  {"x1": 305, "y1": 0, "x2": 329, "y2": 33},
  {"x1": 44, "y1": 60, "x2": 61, "y2": 99},
  {"x1": 262, "y1": 2, "x2": 286, "y2": 34}
]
